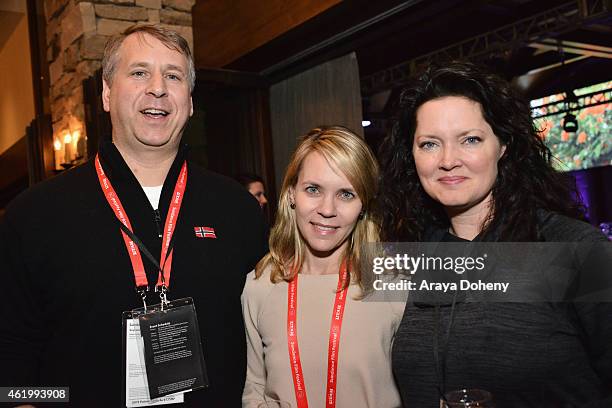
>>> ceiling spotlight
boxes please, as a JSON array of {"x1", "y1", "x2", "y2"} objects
[
  {"x1": 362, "y1": 120, "x2": 372, "y2": 127},
  {"x1": 563, "y1": 113, "x2": 578, "y2": 133}
]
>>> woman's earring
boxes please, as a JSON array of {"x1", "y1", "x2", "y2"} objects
[
  {"x1": 358, "y1": 210, "x2": 365, "y2": 220},
  {"x1": 290, "y1": 202, "x2": 296, "y2": 209}
]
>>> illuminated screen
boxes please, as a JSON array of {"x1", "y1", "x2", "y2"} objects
[{"x1": 531, "y1": 81, "x2": 611, "y2": 172}]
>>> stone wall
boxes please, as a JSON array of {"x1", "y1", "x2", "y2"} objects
[{"x1": 45, "y1": 0, "x2": 194, "y2": 166}]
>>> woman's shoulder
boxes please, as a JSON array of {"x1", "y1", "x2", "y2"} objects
[
  {"x1": 243, "y1": 264, "x2": 280, "y2": 300},
  {"x1": 537, "y1": 210, "x2": 607, "y2": 242}
]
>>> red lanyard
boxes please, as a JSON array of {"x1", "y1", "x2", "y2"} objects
[
  {"x1": 94, "y1": 154, "x2": 187, "y2": 289},
  {"x1": 287, "y1": 261, "x2": 349, "y2": 408}
]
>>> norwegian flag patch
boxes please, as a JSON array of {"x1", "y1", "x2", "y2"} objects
[{"x1": 194, "y1": 226, "x2": 217, "y2": 239}]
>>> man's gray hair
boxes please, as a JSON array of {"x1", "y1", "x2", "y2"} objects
[{"x1": 102, "y1": 24, "x2": 196, "y2": 91}]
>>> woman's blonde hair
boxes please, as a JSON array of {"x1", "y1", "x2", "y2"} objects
[{"x1": 255, "y1": 126, "x2": 380, "y2": 292}]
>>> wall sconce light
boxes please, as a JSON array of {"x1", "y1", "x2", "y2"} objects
[
  {"x1": 63, "y1": 132, "x2": 74, "y2": 164},
  {"x1": 53, "y1": 138, "x2": 64, "y2": 171},
  {"x1": 73, "y1": 129, "x2": 86, "y2": 159},
  {"x1": 53, "y1": 118, "x2": 87, "y2": 172}
]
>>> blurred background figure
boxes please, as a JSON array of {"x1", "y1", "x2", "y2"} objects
[{"x1": 236, "y1": 173, "x2": 268, "y2": 209}]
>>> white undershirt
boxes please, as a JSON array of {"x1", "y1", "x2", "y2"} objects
[{"x1": 142, "y1": 185, "x2": 163, "y2": 209}]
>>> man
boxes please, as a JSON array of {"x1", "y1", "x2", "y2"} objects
[
  {"x1": 0, "y1": 25, "x2": 266, "y2": 407},
  {"x1": 235, "y1": 173, "x2": 268, "y2": 209}
]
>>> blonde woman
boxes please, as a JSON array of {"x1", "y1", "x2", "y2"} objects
[{"x1": 242, "y1": 126, "x2": 403, "y2": 407}]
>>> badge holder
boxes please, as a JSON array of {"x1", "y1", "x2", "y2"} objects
[
  {"x1": 122, "y1": 295, "x2": 208, "y2": 406},
  {"x1": 122, "y1": 309, "x2": 184, "y2": 407},
  {"x1": 135, "y1": 296, "x2": 208, "y2": 399}
]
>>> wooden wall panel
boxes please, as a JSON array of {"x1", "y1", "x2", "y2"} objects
[{"x1": 192, "y1": 0, "x2": 341, "y2": 68}]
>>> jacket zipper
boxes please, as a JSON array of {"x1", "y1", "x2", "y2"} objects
[{"x1": 154, "y1": 209, "x2": 162, "y2": 238}]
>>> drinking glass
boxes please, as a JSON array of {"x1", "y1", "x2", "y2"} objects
[{"x1": 442, "y1": 388, "x2": 495, "y2": 407}]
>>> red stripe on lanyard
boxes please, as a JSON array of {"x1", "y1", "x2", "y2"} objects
[
  {"x1": 94, "y1": 154, "x2": 187, "y2": 290},
  {"x1": 287, "y1": 261, "x2": 349, "y2": 408},
  {"x1": 158, "y1": 162, "x2": 187, "y2": 287}
]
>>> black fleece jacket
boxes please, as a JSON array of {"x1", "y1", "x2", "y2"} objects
[{"x1": 0, "y1": 141, "x2": 267, "y2": 407}]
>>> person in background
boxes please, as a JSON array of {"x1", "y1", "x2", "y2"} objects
[
  {"x1": 0, "y1": 25, "x2": 266, "y2": 407},
  {"x1": 378, "y1": 60, "x2": 611, "y2": 407},
  {"x1": 236, "y1": 173, "x2": 268, "y2": 209},
  {"x1": 242, "y1": 126, "x2": 403, "y2": 407}
]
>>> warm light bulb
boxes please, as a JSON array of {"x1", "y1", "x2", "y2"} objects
[
  {"x1": 72, "y1": 130, "x2": 80, "y2": 142},
  {"x1": 53, "y1": 139, "x2": 62, "y2": 151},
  {"x1": 64, "y1": 133, "x2": 72, "y2": 144}
]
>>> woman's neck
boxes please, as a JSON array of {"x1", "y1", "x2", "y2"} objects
[
  {"x1": 301, "y1": 244, "x2": 346, "y2": 275},
  {"x1": 446, "y1": 193, "x2": 493, "y2": 240}
]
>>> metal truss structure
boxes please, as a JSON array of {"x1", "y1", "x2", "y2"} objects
[
  {"x1": 531, "y1": 87, "x2": 611, "y2": 118},
  {"x1": 361, "y1": 0, "x2": 611, "y2": 95}
]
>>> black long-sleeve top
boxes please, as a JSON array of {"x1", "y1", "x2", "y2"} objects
[{"x1": 392, "y1": 212, "x2": 611, "y2": 408}]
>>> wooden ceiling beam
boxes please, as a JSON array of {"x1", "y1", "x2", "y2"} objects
[{"x1": 192, "y1": 0, "x2": 341, "y2": 69}]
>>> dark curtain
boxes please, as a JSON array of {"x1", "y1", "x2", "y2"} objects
[{"x1": 269, "y1": 53, "x2": 363, "y2": 190}]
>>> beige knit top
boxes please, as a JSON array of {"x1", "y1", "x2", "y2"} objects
[{"x1": 241, "y1": 267, "x2": 405, "y2": 408}]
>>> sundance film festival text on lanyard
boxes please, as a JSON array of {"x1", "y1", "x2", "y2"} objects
[
  {"x1": 95, "y1": 154, "x2": 187, "y2": 306},
  {"x1": 287, "y1": 261, "x2": 349, "y2": 408}
]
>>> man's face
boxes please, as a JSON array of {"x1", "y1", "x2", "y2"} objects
[{"x1": 102, "y1": 33, "x2": 193, "y2": 153}]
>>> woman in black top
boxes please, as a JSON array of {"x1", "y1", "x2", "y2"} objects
[{"x1": 378, "y1": 61, "x2": 611, "y2": 407}]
